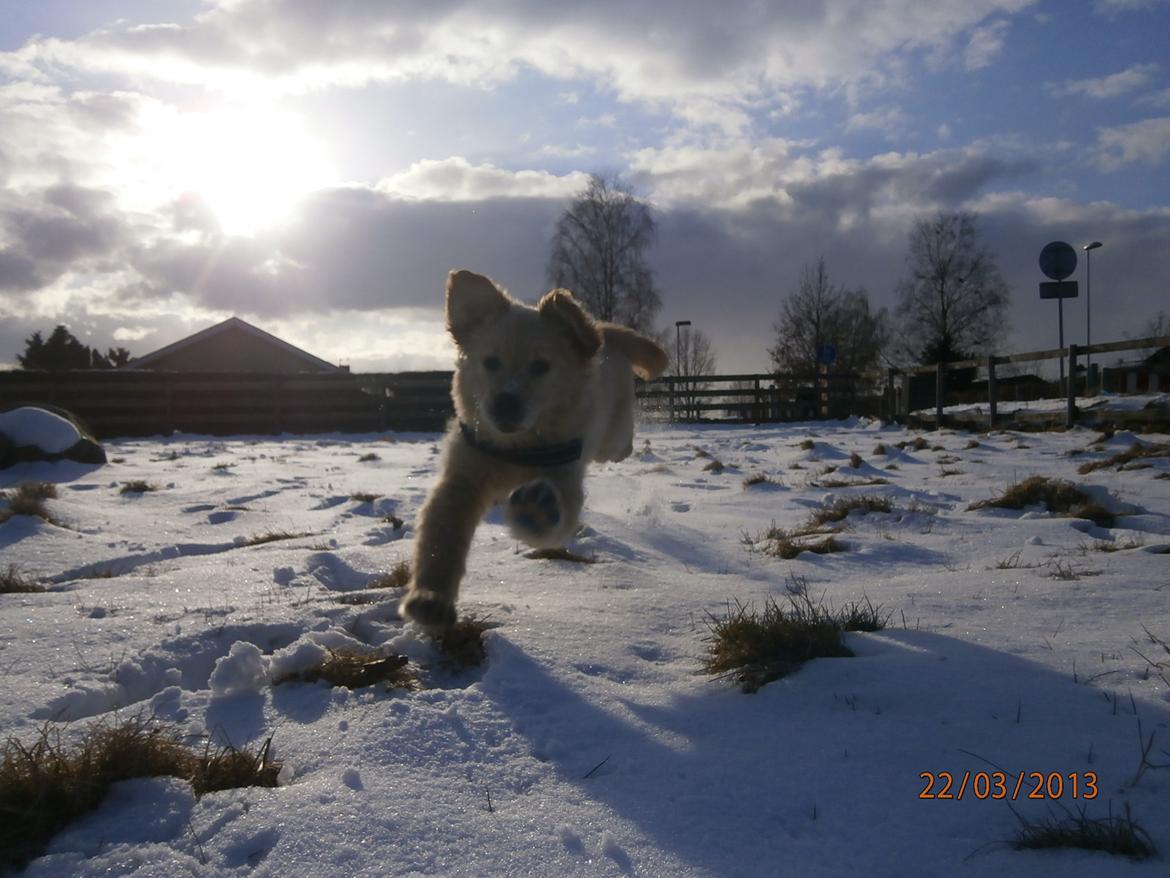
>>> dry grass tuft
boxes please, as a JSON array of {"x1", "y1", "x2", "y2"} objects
[
  {"x1": 243, "y1": 530, "x2": 315, "y2": 546},
  {"x1": 964, "y1": 439, "x2": 980, "y2": 450},
  {"x1": 119, "y1": 480, "x2": 158, "y2": 495},
  {"x1": 1010, "y1": 803, "x2": 1156, "y2": 860},
  {"x1": 1085, "y1": 535, "x2": 1145, "y2": 553},
  {"x1": 350, "y1": 491, "x2": 381, "y2": 503},
  {"x1": 703, "y1": 458, "x2": 725, "y2": 473},
  {"x1": 799, "y1": 438, "x2": 816, "y2": 451},
  {"x1": 277, "y1": 649, "x2": 419, "y2": 691},
  {"x1": 1, "y1": 564, "x2": 45, "y2": 594},
  {"x1": 1078, "y1": 442, "x2": 1170, "y2": 474},
  {"x1": 1, "y1": 481, "x2": 59, "y2": 523},
  {"x1": 190, "y1": 736, "x2": 281, "y2": 796},
  {"x1": 367, "y1": 559, "x2": 411, "y2": 589},
  {"x1": 848, "y1": 451, "x2": 863, "y2": 469},
  {"x1": 435, "y1": 616, "x2": 492, "y2": 667},
  {"x1": 525, "y1": 547, "x2": 598, "y2": 563},
  {"x1": 807, "y1": 495, "x2": 893, "y2": 529},
  {"x1": 743, "y1": 473, "x2": 778, "y2": 488},
  {"x1": 969, "y1": 476, "x2": 1116, "y2": 527},
  {"x1": 702, "y1": 590, "x2": 889, "y2": 693},
  {"x1": 812, "y1": 477, "x2": 890, "y2": 489},
  {"x1": 744, "y1": 525, "x2": 844, "y2": 560},
  {"x1": 894, "y1": 436, "x2": 929, "y2": 452},
  {"x1": 357, "y1": 452, "x2": 380, "y2": 463},
  {"x1": 872, "y1": 443, "x2": 888, "y2": 456},
  {"x1": 0, "y1": 716, "x2": 281, "y2": 870}
]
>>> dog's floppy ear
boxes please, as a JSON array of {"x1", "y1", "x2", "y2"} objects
[
  {"x1": 538, "y1": 289, "x2": 602, "y2": 360},
  {"x1": 446, "y1": 270, "x2": 510, "y2": 348}
]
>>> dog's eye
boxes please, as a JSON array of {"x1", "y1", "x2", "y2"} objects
[
  {"x1": 529, "y1": 359, "x2": 550, "y2": 377},
  {"x1": 483, "y1": 355, "x2": 501, "y2": 372}
]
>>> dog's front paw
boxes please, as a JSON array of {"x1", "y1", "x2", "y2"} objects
[
  {"x1": 506, "y1": 480, "x2": 562, "y2": 543},
  {"x1": 400, "y1": 588, "x2": 457, "y2": 631}
]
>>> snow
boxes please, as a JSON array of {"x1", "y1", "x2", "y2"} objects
[
  {"x1": 2, "y1": 422, "x2": 1169, "y2": 876},
  {"x1": 915, "y1": 391, "x2": 1170, "y2": 418},
  {"x1": 0, "y1": 406, "x2": 84, "y2": 453}
]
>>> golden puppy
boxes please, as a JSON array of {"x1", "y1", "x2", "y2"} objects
[{"x1": 400, "y1": 269, "x2": 669, "y2": 630}]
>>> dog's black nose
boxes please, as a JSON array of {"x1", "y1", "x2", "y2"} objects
[{"x1": 490, "y1": 392, "x2": 525, "y2": 431}]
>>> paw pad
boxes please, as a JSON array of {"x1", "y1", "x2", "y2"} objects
[{"x1": 507, "y1": 480, "x2": 562, "y2": 538}]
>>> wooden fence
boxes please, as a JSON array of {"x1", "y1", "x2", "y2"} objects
[
  {"x1": 891, "y1": 334, "x2": 1170, "y2": 429},
  {"x1": 5, "y1": 336, "x2": 1163, "y2": 438},
  {"x1": 0, "y1": 370, "x2": 456, "y2": 438},
  {"x1": 635, "y1": 372, "x2": 881, "y2": 423}
]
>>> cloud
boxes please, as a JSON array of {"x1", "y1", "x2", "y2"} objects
[
  {"x1": 6, "y1": 0, "x2": 1040, "y2": 131},
  {"x1": 1051, "y1": 63, "x2": 1160, "y2": 99},
  {"x1": 1094, "y1": 0, "x2": 1170, "y2": 14},
  {"x1": 846, "y1": 106, "x2": 912, "y2": 139},
  {"x1": 1093, "y1": 116, "x2": 1170, "y2": 169},
  {"x1": 964, "y1": 19, "x2": 1011, "y2": 70},
  {"x1": 0, "y1": 183, "x2": 129, "y2": 292},
  {"x1": 376, "y1": 158, "x2": 587, "y2": 201}
]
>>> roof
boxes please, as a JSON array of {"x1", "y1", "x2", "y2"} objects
[{"x1": 126, "y1": 316, "x2": 340, "y2": 372}]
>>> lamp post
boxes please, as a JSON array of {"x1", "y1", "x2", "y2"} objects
[
  {"x1": 675, "y1": 320, "x2": 691, "y2": 420},
  {"x1": 1083, "y1": 241, "x2": 1102, "y2": 393}
]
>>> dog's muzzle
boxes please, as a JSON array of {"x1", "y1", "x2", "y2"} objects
[{"x1": 489, "y1": 391, "x2": 526, "y2": 433}]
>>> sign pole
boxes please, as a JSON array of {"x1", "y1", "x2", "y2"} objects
[{"x1": 1057, "y1": 282, "x2": 1065, "y2": 392}]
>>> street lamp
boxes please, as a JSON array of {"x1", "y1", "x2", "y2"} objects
[
  {"x1": 675, "y1": 320, "x2": 691, "y2": 421},
  {"x1": 1083, "y1": 241, "x2": 1103, "y2": 392},
  {"x1": 674, "y1": 320, "x2": 691, "y2": 377}
]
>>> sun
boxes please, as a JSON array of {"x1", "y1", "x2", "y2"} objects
[{"x1": 147, "y1": 106, "x2": 337, "y2": 236}]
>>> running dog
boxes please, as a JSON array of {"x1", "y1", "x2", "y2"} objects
[{"x1": 400, "y1": 269, "x2": 669, "y2": 630}]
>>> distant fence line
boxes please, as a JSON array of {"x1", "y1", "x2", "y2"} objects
[
  {"x1": 891, "y1": 333, "x2": 1170, "y2": 429},
  {"x1": 0, "y1": 370, "x2": 455, "y2": 438},
  {"x1": 1, "y1": 334, "x2": 1166, "y2": 438}
]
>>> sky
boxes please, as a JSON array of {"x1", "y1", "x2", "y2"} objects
[{"x1": 1, "y1": 0, "x2": 1169, "y2": 374}]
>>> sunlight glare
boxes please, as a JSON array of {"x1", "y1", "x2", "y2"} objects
[{"x1": 148, "y1": 106, "x2": 336, "y2": 236}]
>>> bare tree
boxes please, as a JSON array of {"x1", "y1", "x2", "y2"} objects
[
  {"x1": 894, "y1": 211, "x2": 1010, "y2": 364},
  {"x1": 671, "y1": 324, "x2": 716, "y2": 420},
  {"x1": 547, "y1": 173, "x2": 661, "y2": 332},
  {"x1": 769, "y1": 257, "x2": 888, "y2": 377}
]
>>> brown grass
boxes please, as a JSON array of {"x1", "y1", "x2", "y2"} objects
[
  {"x1": 275, "y1": 649, "x2": 419, "y2": 690},
  {"x1": 0, "y1": 716, "x2": 280, "y2": 870},
  {"x1": 703, "y1": 459, "x2": 725, "y2": 473},
  {"x1": 243, "y1": 530, "x2": 315, "y2": 546},
  {"x1": 969, "y1": 476, "x2": 1116, "y2": 527},
  {"x1": 119, "y1": 480, "x2": 158, "y2": 495},
  {"x1": 367, "y1": 559, "x2": 411, "y2": 589},
  {"x1": 1010, "y1": 803, "x2": 1156, "y2": 860},
  {"x1": 1, "y1": 564, "x2": 45, "y2": 594},
  {"x1": 743, "y1": 473, "x2": 778, "y2": 488},
  {"x1": 0, "y1": 481, "x2": 58, "y2": 523},
  {"x1": 744, "y1": 525, "x2": 844, "y2": 560},
  {"x1": 1078, "y1": 442, "x2": 1170, "y2": 474},
  {"x1": 811, "y1": 477, "x2": 890, "y2": 489},
  {"x1": 807, "y1": 495, "x2": 893, "y2": 529},
  {"x1": 434, "y1": 616, "x2": 492, "y2": 667},
  {"x1": 350, "y1": 491, "x2": 381, "y2": 503},
  {"x1": 702, "y1": 590, "x2": 889, "y2": 693}
]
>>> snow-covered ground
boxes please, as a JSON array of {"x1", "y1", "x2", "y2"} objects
[
  {"x1": 2, "y1": 420, "x2": 1168, "y2": 877},
  {"x1": 915, "y1": 391, "x2": 1170, "y2": 418}
]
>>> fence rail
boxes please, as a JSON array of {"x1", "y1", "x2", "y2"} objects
[
  {"x1": 0, "y1": 370, "x2": 455, "y2": 438},
  {"x1": 890, "y1": 334, "x2": 1170, "y2": 428},
  {"x1": 3, "y1": 333, "x2": 1165, "y2": 438}
]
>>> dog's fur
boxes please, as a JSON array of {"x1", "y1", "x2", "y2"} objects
[{"x1": 400, "y1": 269, "x2": 669, "y2": 630}]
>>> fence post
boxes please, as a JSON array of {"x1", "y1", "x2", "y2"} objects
[
  {"x1": 1067, "y1": 345, "x2": 1078, "y2": 428},
  {"x1": 935, "y1": 361, "x2": 946, "y2": 429},
  {"x1": 668, "y1": 376, "x2": 676, "y2": 423},
  {"x1": 753, "y1": 376, "x2": 761, "y2": 423},
  {"x1": 987, "y1": 356, "x2": 998, "y2": 430}
]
